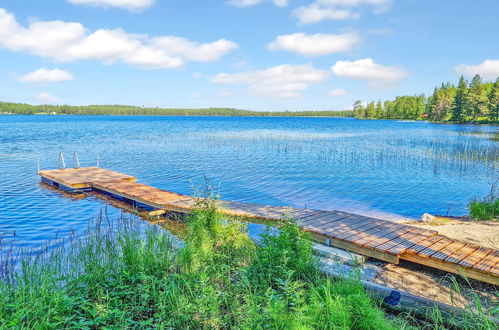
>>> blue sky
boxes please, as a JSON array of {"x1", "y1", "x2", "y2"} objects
[{"x1": 0, "y1": 0, "x2": 498, "y2": 110}]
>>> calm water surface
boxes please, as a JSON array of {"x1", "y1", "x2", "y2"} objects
[{"x1": 0, "y1": 115, "x2": 497, "y2": 250}]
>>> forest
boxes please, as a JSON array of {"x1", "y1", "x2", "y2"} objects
[
  {"x1": 354, "y1": 75, "x2": 499, "y2": 123},
  {"x1": 0, "y1": 102, "x2": 353, "y2": 117}
]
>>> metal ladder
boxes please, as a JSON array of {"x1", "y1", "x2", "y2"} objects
[{"x1": 57, "y1": 151, "x2": 80, "y2": 169}]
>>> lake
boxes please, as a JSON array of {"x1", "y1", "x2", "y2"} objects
[{"x1": 0, "y1": 115, "x2": 497, "y2": 251}]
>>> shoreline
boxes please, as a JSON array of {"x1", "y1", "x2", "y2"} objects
[{"x1": 1, "y1": 113, "x2": 498, "y2": 124}]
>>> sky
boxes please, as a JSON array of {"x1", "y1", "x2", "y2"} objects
[{"x1": 0, "y1": 0, "x2": 498, "y2": 111}]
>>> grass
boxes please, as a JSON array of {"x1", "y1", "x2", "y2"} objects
[
  {"x1": 0, "y1": 198, "x2": 413, "y2": 329},
  {"x1": 469, "y1": 199, "x2": 499, "y2": 221},
  {"x1": 469, "y1": 184, "x2": 499, "y2": 221},
  {"x1": 0, "y1": 197, "x2": 496, "y2": 328}
]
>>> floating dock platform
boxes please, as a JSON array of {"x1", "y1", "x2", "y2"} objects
[{"x1": 39, "y1": 167, "x2": 498, "y2": 285}]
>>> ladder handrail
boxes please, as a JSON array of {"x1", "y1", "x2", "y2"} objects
[
  {"x1": 58, "y1": 152, "x2": 66, "y2": 169},
  {"x1": 72, "y1": 151, "x2": 80, "y2": 168}
]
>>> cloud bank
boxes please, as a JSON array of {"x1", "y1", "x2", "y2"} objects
[
  {"x1": 213, "y1": 64, "x2": 330, "y2": 98},
  {"x1": 268, "y1": 32, "x2": 359, "y2": 56},
  {"x1": 332, "y1": 58, "x2": 408, "y2": 88},
  {"x1": 0, "y1": 8, "x2": 238, "y2": 70},
  {"x1": 455, "y1": 59, "x2": 499, "y2": 81}
]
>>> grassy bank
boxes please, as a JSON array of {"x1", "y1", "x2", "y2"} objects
[
  {"x1": 0, "y1": 199, "x2": 495, "y2": 328},
  {"x1": 0, "y1": 201, "x2": 405, "y2": 328},
  {"x1": 0, "y1": 102, "x2": 354, "y2": 117}
]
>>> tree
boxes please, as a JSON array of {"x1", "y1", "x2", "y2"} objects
[
  {"x1": 353, "y1": 100, "x2": 365, "y2": 118},
  {"x1": 468, "y1": 74, "x2": 489, "y2": 120},
  {"x1": 366, "y1": 101, "x2": 375, "y2": 118},
  {"x1": 452, "y1": 76, "x2": 468, "y2": 122},
  {"x1": 489, "y1": 78, "x2": 499, "y2": 122},
  {"x1": 375, "y1": 101, "x2": 383, "y2": 119}
]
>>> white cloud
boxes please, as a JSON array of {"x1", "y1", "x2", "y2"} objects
[
  {"x1": 293, "y1": 5, "x2": 359, "y2": 24},
  {"x1": 293, "y1": 0, "x2": 392, "y2": 24},
  {"x1": 151, "y1": 37, "x2": 238, "y2": 62},
  {"x1": 0, "y1": 8, "x2": 238, "y2": 70},
  {"x1": 328, "y1": 88, "x2": 347, "y2": 97},
  {"x1": 268, "y1": 32, "x2": 359, "y2": 56},
  {"x1": 229, "y1": 0, "x2": 287, "y2": 7},
  {"x1": 67, "y1": 0, "x2": 154, "y2": 11},
  {"x1": 36, "y1": 92, "x2": 60, "y2": 103},
  {"x1": 331, "y1": 58, "x2": 408, "y2": 88},
  {"x1": 213, "y1": 64, "x2": 330, "y2": 98},
  {"x1": 455, "y1": 59, "x2": 499, "y2": 81},
  {"x1": 18, "y1": 68, "x2": 74, "y2": 83}
]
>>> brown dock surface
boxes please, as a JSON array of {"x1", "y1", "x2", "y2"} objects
[{"x1": 38, "y1": 167, "x2": 499, "y2": 285}]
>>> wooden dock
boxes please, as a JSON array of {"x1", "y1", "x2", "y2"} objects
[{"x1": 38, "y1": 167, "x2": 499, "y2": 285}]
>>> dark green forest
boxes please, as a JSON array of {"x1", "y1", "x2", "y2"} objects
[
  {"x1": 354, "y1": 75, "x2": 499, "y2": 123},
  {"x1": 0, "y1": 102, "x2": 353, "y2": 117}
]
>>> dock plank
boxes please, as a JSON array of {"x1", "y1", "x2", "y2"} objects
[
  {"x1": 405, "y1": 235, "x2": 445, "y2": 254},
  {"x1": 444, "y1": 244, "x2": 479, "y2": 265},
  {"x1": 455, "y1": 247, "x2": 493, "y2": 268},
  {"x1": 417, "y1": 236, "x2": 455, "y2": 257}
]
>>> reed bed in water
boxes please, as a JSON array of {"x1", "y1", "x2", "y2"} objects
[{"x1": 194, "y1": 131, "x2": 498, "y2": 176}]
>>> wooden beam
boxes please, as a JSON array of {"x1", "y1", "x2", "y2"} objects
[
  {"x1": 400, "y1": 253, "x2": 499, "y2": 286},
  {"x1": 309, "y1": 232, "x2": 400, "y2": 264}
]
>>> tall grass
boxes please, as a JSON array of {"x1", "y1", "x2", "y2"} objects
[
  {"x1": 469, "y1": 183, "x2": 499, "y2": 221},
  {"x1": 0, "y1": 201, "x2": 414, "y2": 329}
]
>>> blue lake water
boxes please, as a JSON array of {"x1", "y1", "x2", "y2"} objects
[{"x1": 0, "y1": 115, "x2": 497, "y2": 251}]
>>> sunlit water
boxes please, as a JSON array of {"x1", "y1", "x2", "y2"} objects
[{"x1": 0, "y1": 115, "x2": 497, "y2": 251}]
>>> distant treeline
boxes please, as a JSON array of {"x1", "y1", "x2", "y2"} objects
[
  {"x1": 0, "y1": 102, "x2": 354, "y2": 117},
  {"x1": 354, "y1": 75, "x2": 499, "y2": 123}
]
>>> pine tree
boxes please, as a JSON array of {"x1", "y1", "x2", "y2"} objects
[
  {"x1": 468, "y1": 74, "x2": 488, "y2": 120},
  {"x1": 489, "y1": 77, "x2": 499, "y2": 122},
  {"x1": 353, "y1": 100, "x2": 364, "y2": 118},
  {"x1": 452, "y1": 76, "x2": 468, "y2": 122}
]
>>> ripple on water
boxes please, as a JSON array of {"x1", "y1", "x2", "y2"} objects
[{"x1": 0, "y1": 115, "x2": 497, "y2": 253}]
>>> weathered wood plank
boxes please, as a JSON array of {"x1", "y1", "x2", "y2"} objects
[
  {"x1": 430, "y1": 241, "x2": 467, "y2": 261},
  {"x1": 473, "y1": 251, "x2": 499, "y2": 275},
  {"x1": 417, "y1": 236, "x2": 454, "y2": 257},
  {"x1": 444, "y1": 244, "x2": 480, "y2": 265},
  {"x1": 383, "y1": 228, "x2": 438, "y2": 255},
  {"x1": 455, "y1": 247, "x2": 493, "y2": 268},
  {"x1": 405, "y1": 235, "x2": 445, "y2": 254},
  {"x1": 362, "y1": 226, "x2": 417, "y2": 251}
]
